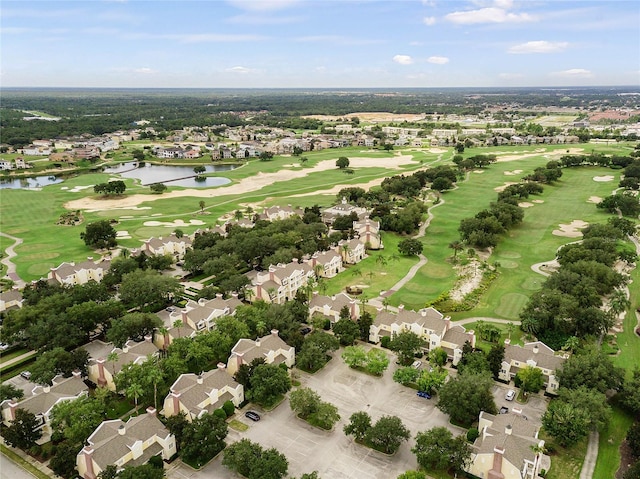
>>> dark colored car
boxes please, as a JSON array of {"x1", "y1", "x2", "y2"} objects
[
  {"x1": 416, "y1": 391, "x2": 431, "y2": 399},
  {"x1": 300, "y1": 327, "x2": 312, "y2": 335},
  {"x1": 245, "y1": 411, "x2": 261, "y2": 422}
]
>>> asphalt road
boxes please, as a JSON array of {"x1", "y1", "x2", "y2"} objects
[{"x1": 0, "y1": 455, "x2": 36, "y2": 479}]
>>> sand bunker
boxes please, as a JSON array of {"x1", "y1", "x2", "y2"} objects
[
  {"x1": 519, "y1": 202, "x2": 534, "y2": 208},
  {"x1": 552, "y1": 220, "x2": 589, "y2": 238},
  {"x1": 64, "y1": 155, "x2": 417, "y2": 211},
  {"x1": 587, "y1": 196, "x2": 603, "y2": 203},
  {"x1": 143, "y1": 219, "x2": 206, "y2": 227},
  {"x1": 532, "y1": 200, "x2": 544, "y2": 204},
  {"x1": 428, "y1": 148, "x2": 447, "y2": 154},
  {"x1": 494, "y1": 182, "x2": 518, "y2": 192},
  {"x1": 504, "y1": 170, "x2": 523, "y2": 176},
  {"x1": 593, "y1": 175, "x2": 614, "y2": 182},
  {"x1": 473, "y1": 170, "x2": 485, "y2": 174},
  {"x1": 116, "y1": 230, "x2": 131, "y2": 239}
]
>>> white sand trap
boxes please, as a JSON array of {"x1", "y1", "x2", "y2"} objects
[
  {"x1": 552, "y1": 220, "x2": 589, "y2": 238},
  {"x1": 143, "y1": 219, "x2": 205, "y2": 227},
  {"x1": 151, "y1": 213, "x2": 162, "y2": 217},
  {"x1": 64, "y1": 155, "x2": 417, "y2": 211},
  {"x1": 60, "y1": 186, "x2": 69, "y2": 190},
  {"x1": 116, "y1": 231, "x2": 131, "y2": 239},
  {"x1": 120, "y1": 215, "x2": 133, "y2": 219},
  {"x1": 504, "y1": 169, "x2": 524, "y2": 176},
  {"x1": 593, "y1": 175, "x2": 614, "y2": 182},
  {"x1": 494, "y1": 182, "x2": 518, "y2": 192},
  {"x1": 69, "y1": 185, "x2": 95, "y2": 193},
  {"x1": 588, "y1": 196, "x2": 603, "y2": 203},
  {"x1": 429, "y1": 148, "x2": 447, "y2": 154},
  {"x1": 473, "y1": 170, "x2": 485, "y2": 174},
  {"x1": 532, "y1": 200, "x2": 544, "y2": 204},
  {"x1": 519, "y1": 202, "x2": 534, "y2": 208},
  {"x1": 282, "y1": 164, "x2": 300, "y2": 168}
]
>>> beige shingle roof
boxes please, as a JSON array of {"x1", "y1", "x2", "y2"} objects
[{"x1": 169, "y1": 369, "x2": 240, "y2": 415}]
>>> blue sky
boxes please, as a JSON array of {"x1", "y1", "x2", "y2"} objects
[{"x1": 1, "y1": 0, "x2": 639, "y2": 88}]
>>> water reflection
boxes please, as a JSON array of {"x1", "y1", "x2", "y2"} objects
[
  {"x1": 103, "y1": 162, "x2": 235, "y2": 188},
  {"x1": 0, "y1": 176, "x2": 63, "y2": 189}
]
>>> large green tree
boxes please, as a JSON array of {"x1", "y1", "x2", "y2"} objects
[
  {"x1": 389, "y1": 331, "x2": 424, "y2": 365},
  {"x1": 437, "y1": 372, "x2": 497, "y2": 427},
  {"x1": 80, "y1": 220, "x2": 117, "y2": 249},
  {"x1": 332, "y1": 318, "x2": 360, "y2": 346},
  {"x1": 118, "y1": 269, "x2": 181, "y2": 311},
  {"x1": 412, "y1": 427, "x2": 472, "y2": 473},
  {"x1": 343, "y1": 411, "x2": 372, "y2": 442},
  {"x1": 557, "y1": 347, "x2": 625, "y2": 393},
  {"x1": 223, "y1": 439, "x2": 288, "y2": 479},
  {"x1": 365, "y1": 415, "x2": 410, "y2": 454},
  {"x1": 1, "y1": 408, "x2": 42, "y2": 449},
  {"x1": 180, "y1": 412, "x2": 228, "y2": 466},
  {"x1": 249, "y1": 364, "x2": 291, "y2": 407}
]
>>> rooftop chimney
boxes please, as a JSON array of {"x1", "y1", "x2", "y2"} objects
[
  {"x1": 532, "y1": 344, "x2": 539, "y2": 354},
  {"x1": 118, "y1": 425, "x2": 126, "y2": 436},
  {"x1": 217, "y1": 362, "x2": 226, "y2": 371},
  {"x1": 43, "y1": 385, "x2": 51, "y2": 394},
  {"x1": 271, "y1": 329, "x2": 279, "y2": 337},
  {"x1": 504, "y1": 338, "x2": 511, "y2": 345},
  {"x1": 146, "y1": 406, "x2": 157, "y2": 416},
  {"x1": 505, "y1": 425, "x2": 513, "y2": 435},
  {"x1": 196, "y1": 375, "x2": 203, "y2": 385}
]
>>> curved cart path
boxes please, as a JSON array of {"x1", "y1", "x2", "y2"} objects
[{"x1": 0, "y1": 232, "x2": 25, "y2": 288}]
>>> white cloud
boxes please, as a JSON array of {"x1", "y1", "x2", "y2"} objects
[
  {"x1": 393, "y1": 55, "x2": 414, "y2": 65},
  {"x1": 423, "y1": 16, "x2": 436, "y2": 26},
  {"x1": 422, "y1": 0, "x2": 436, "y2": 6},
  {"x1": 445, "y1": 7, "x2": 537, "y2": 24},
  {"x1": 427, "y1": 56, "x2": 449, "y2": 64},
  {"x1": 296, "y1": 35, "x2": 381, "y2": 46},
  {"x1": 226, "y1": 66, "x2": 252, "y2": 74},
  {"x1": 551, "y1": 68, "x2": 593, "y2": 78},
  {"x1": 226, "y1": 0, "x2": 299, "y2": 11},
  {"x1": 134, "y1": 67, "x2": 156, "y2": 74},
  {"x1": 508, "y1": 41, "x2": 568, "y2": 54},
  {"x1": 125, "y1": 32, "x2": 265, "y2": 43}
]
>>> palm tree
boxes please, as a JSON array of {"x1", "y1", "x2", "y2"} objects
[
  {"x1": 145, "y1": 360, "x2": 164, "y2": 410},
  {"x1": 382, "y1": 297, "x2": 391, "y2": 311},
  {"x1": 448, "y1": 240, "x2": 464, "y2": 259},
  {"x1": 608, "y1": 289, "x2": 630, "y2": 317},
  {"x1": 562, "y1": 336, "x2": 580, "y2": 353},
  {"x1": 157, "y1": 326, "x2": 169, "y2": 351},
  {"x1": 340, "y1": 243, "x2": 351, "y2": 262},
  {"x1": 107, "y1": 351, "x2": 120, "y2": 375},
  {"x1": 506, "y1": 322, "x2": 514, "y2": 340},
  {"x1": 199, "y1": 200, "x2": 205, "y2": 213},
  {"x1": 376, "y1": 255, "x2": 388, "y2": 269},
  {"x1": 126, "y1": 382, "x2": 144, "y2": 415},
  {"x1": 173, "y1": 319, "x2": 183, "y2": 338}
]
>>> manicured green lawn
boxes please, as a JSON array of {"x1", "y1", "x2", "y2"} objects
[
  {"x1": 394, "y1": 147, "x2": 625, "y2": 314},
  {"x1": 542, "y1": 433, "x2": 588, "y2": 479},
  {"x1": 593, "y1": 405, "x2": 635, "y2": 479}
]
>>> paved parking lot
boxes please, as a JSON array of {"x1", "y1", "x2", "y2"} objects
[
  {"x1": 168, "y1": 345, "x2": 464, "y2": 479},
  {"x1": 491, "y1": 382, "x2": 550, "y2": 424}
]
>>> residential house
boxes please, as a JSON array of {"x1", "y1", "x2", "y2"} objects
[
  {"x1": 370, "y1": 305, "x2": 475, "y2": 365},
  {"x1": 226, "y1": 330, "x2": 295, "y2": 376},
  {"x1": 499, "y1": 340, "x2": 565, "y2": 395},
  {"x1": 352, "y1": 218, "x2": 383, "y2": 250},
  {"x1": 246, "y1": 260, "x2": 315, "y2": 304},
  {"x1": 321, "y1": 197, "x2": 369, "y2": 224},
  {"x1": 260, "y1": 205, "x2": 302, "y2": 222},
  {"x1": 308, "y1": 292, "x2": 360, "y2": 324},
  {"x1": 48, "y1": 257, "x2": 111, "y2": 286},
  {"x1": 467, "y1": 408, "x2": 546, "y2": 479},
  {"x1": 14, "y1": 158, "x2": 31, "y2": 169},
  {"x1": 162, "y1": 363, "x2": 244, "y2": 421},
  {"x1": 338, "y1": 238, "x2": 367, "y2": 264},
  {"x1": 157, "y1": 294, "x2": 242, "y2": 342},
  {"x1": 432, "y1": 129, "x2": 458, "y2": 139},
  {"x1": 0, "y1": 289, "x2": 23, "y2": 313},
  {"x1": 157, "y1": 147, "x2": 184, "y2": 159},
  {"x1": 87, "y1": 337, "x2": 159, "y2": 391},
  {"x1": 77, "y1": 407, "x2": 176, "y2": 479},
  {"x1": 140, "y1": 234, "x2": 192, "y2": 261},
  {"x1": 22, "y1": 145, "x2": 52, "y2": 156},
  {"x1": 307, "y1": 249, "x2": 343, "y2": 278},
  {"x1": 0, "y1": 160, "x2": 13, "y2": 170},
  {"x1": 1, "y1": 372, "x2": 87, "y2": 443}
]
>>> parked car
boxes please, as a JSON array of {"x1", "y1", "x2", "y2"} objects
[
  {"x1": 300, "y1": 327, "x2": 312, "y2": 335},
  {"x1": 499, "y1": 406, "x2": 509, "y2": 414},
  {"x1": 505, "y1": 389, "x2": 516, "y2": 401},
  {"x1": 166, "y1": 306, "x2": 176, "y2": 312},
  {"x1": 411, "y1": 360, "x2": 422, "y2": 369},
  {"x1": 245, "y1": 411, "x2": 261, "y2": 422},
  {"x1": 416, "y1": 391, "x2": 431, "y2": 399},
  {"x1": 20, "y1": 371, "x2": 32, "y2": 380},
  {"x1": 0, "y1": 343, "x2": 9, "y2": 352}
]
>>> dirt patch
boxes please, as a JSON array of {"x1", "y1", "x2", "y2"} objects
[
  {"x1": 494, "y1": 182, "x2": 519, "y2": 193},
  {"x1": 450, "y1": 260, "x2": 483, "y2": 302},
  {"x1": 64, "y1": 155, "x2": 417, "y2": 211},
  {"x1": 552, "y1": 219, "x2": 589, "y2": 238}
]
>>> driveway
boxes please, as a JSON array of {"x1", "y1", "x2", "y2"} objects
[
  {"x1": 168, "y1": 344, "x2": 464, "y2": 479},
  {"x1": 491, "y1": 383, "x2": 549, "y2": 424}
]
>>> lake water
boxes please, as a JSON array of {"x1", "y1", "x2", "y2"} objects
[
  {"x1": 103, "y1": 162, "x2": 235, "y2": 188},
  {"x1": 0, "y1": 176, "x2": 64, "y2": 189}
]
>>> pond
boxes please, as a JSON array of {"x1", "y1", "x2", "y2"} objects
[
  {"x1": 103, "y1": 162, "x2": 235, "y2": 188},
  {"x1": 0, "y1": 176, "x2": 64, "y2": 189}
]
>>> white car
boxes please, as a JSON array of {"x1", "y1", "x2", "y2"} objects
[
  {"x1": 505, "y1": 389, "x2": 516, "y2": 401},
  {"x1": 411, "y1": 360, "x2": 422, "y2": 369}
]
